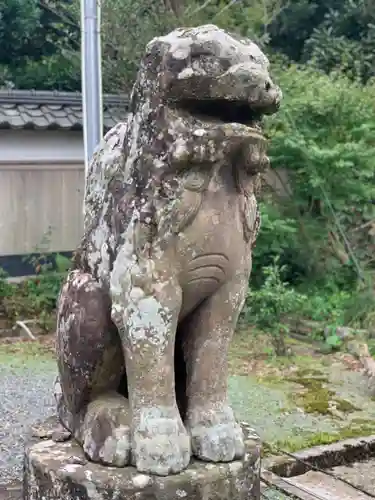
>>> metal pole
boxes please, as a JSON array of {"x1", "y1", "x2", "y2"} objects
[{"x1": 81, "y1": 0, "x2": 103, "y2": 178}]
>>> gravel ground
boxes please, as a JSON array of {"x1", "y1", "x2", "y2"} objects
[
  {"x1": 0, "y1": 353, "x2": 56, "y2": 484},
  {"x1": 0, "y1": 360, "x2": 334, "y2": 485},
  {"x1": 0, "y1": 346, "x2": 299, "y2": 498}
]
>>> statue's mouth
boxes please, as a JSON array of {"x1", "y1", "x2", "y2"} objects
[{"x1": 178, "y1": 98, "x2": 264, "y2": 137}]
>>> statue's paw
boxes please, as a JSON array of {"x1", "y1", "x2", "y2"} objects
[
  {"x1": 132, "y1": 406, "x2": 191, "y2": 476},
  {"x1": 186, "y1": 404, "x2": 245, "y2": 462},
  {"x1": 83, "y1": 424, "x2": 131, "y2": 467},
  {"x1": 80, "y1": 392, "x2": 131, "y2": 467},
  {"x1": 189, "y1": 421, "x2": 245, "y2": 462}
]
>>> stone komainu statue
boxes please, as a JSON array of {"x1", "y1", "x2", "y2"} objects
[{"x1": 55, "y1": 25, "x2": 281, "y2": 476}]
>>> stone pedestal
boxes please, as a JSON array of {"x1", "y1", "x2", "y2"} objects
[{"x1": 23, "y1": 419, "x2": 261, "y2": 500}]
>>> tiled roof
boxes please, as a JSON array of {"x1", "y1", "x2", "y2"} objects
[{"x1": 0, "y1": 90, "x2": 128, "y2": 131}]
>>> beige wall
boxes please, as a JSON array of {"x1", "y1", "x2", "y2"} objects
[
  {"x1": 0, "y1": 129, "x2": 84, "y2": 163},
  {"x1": 0, "y1": 130, "x2": 85, "y2": 256}
]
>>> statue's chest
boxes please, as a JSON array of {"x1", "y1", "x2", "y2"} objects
[
  {"x1": 173, "y1": 166, "x2": 259, "y2": 259},
  {"x1": 174, "y1": 181, "x2": 256, "y2": 319},
  {"x1": 176, "y1": 187, "x2": 247, "y2": 265}
]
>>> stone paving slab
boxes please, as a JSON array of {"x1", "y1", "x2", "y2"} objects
[
  {"x1": 331, "y1": 458, "x2": 375, "y2": 496},
  {"x1": 263, "y1": 434, "x2": 375, "y2": 499},
  {"x1": 287, "y1": 470, "x2": 372, "y2": 500},
  {"x1": 0, "y1": 482, "x2": 22, "y2": 500}
]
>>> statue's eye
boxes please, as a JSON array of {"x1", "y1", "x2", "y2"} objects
[
  {"x1": 265, "y1": 81, "x2": 271, "y2": 91},
  {"x1": 190, "y1": 51, "x2": 213, "y2": 61},
  {"x1": 190, "y1": 43, "x2": 215, "y2": 59}
]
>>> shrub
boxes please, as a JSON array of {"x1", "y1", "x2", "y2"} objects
[
  {"x1": 244, "y1": 258, "x2": 307, "y2": 356},
  {"x1": 0, "y1": 253, "x2": 71, "y2": 330},
  {"x1": 258, "y1": 65, "x2": 375, "y2": 289}
]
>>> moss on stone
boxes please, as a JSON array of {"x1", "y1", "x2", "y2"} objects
[
  {"x1": 257, "y1": 366, "x2": 360, "y2": 416},
  {"x1": 288, "y1": 369, "x2": 358, "y2": 416},
  {"x1": 295, "y1": 387, "x2": 332, "y2": 414},
  {"x1": 335, "y1": 398, "x2": 359, "y2": 413},
  {"x1": 293, "y1": 367, "x2": 326, "y2": 378},
  {"x1": 264, "y1": 419, "x2": 375, "y2": 455}
]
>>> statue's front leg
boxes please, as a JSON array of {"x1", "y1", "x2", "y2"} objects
[
  {"x1": 183, "y1": 269, "x2": 250, "y2": 462},
  {"x1": 110, "y1": 254, "x2": 191, "y2": 476}
]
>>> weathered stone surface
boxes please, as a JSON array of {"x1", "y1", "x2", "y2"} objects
[
  {"x1": 24, "y1": 421, "x2": 261, "y2": 500},
  {"x1": 55, "y1": 24, "x2": 281, "y2": 476}
]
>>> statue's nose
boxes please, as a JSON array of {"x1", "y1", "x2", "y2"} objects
[{"x1": 261, "y1": 81, "x2": 282, "y2": 115}]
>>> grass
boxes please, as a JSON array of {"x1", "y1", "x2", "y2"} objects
[{"x1": 0, "y1": 336, "x2": 55, "y2": 367}]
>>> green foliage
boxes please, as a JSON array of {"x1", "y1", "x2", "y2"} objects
[
  {"x1": 2, "y1": 272, "x2": 64, "y2": 329},
  {"x1": 244, "y1": 258, "x2": 307, "y2": 355},
  {"x1": 0, "y1": 0, "x2": 40, "y2": 64},
  {"x1": 343, "y1": 280, "x2": 375, "y2": 331},
  {"x1": 268, "y1": 65, "x2": 375, "y2": 210},
  {"x1": 324, "y1": 332, "x2": 343, "y2": 351},
  {"x1": 185, "y1": 0, "x2": 284, "y2": 43},
  {"x1": 0, "y1": 0, "x2": 80, "y2": 89},
  {"x1": 261, "y1": 65, "x2": 375, "y2": 287},
  {"x1": 269, "y1": 0, "x2": 375, "y2": 82},
  {"x1": 305, "y1": 0, "x2": 375, "y2": 82},
  {"x1": 268, "y1": 0, "x2": 331, "y2": 61},
  {"x1": 299, "y1": 289, "x2": 350, "y2": 325},
  {"x1": 54, "y1": 253, "x2": 72, "y2": 273},
  {"x1": 3, "y1": 0, "x2": 375, "y2": 89},
  {"x1": 0, "y1": 268, "x2": 13, "y2": 299},
  {"x1": 0, "y1": 0, "x2": 288, "y2": 92},
  {"x1": 251, "y1": 200, "x2": 302, "y2": 285},
  {"x1": 100, "y1": 0, "x2": 176, "y2": 92},
  {"x1": 0, "y1": 252, "x2": 71, "y2": 330},
  {"x1": 0, "y1": 51, "x2": 81, "y2": 91}
]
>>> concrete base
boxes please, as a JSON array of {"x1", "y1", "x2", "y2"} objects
[{"x1": 23, "y1": 418, "x2": 261, "y2": 500}]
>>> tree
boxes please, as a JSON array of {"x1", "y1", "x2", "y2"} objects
[
  {"x1": 255, "y1": 64, "x2": 375, "y2": 287},
  {"x1": 100, "y1": 0, "x2": 286, "y2": 92},
  {"x1": 0, "y1": 0, "x2": 80, "y2": 90},
  {"x1": 0, "y1": 0, "x2": 41, "y2": 64},
  {"x1": 268, "y1": 0, "x2": 375, "y2": 82},
  {"x1": 303, "y1": 0, "x2": 375, "y2": 82},
  {"x1": 100, "y1": 0, "x2": 175, "y2": 93}
]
